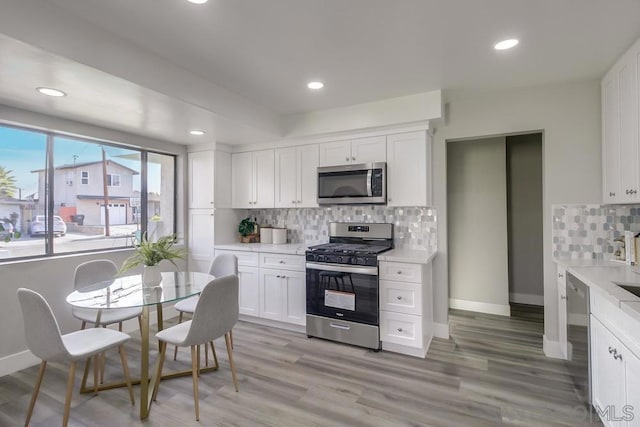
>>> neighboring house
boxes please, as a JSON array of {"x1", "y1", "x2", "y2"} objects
[
  {"x1": 0, "y1": 197, "x2": 35, "y2": 233},
  {"x1": 32, "y1": 160, "x2": 140, "y2": 226}
]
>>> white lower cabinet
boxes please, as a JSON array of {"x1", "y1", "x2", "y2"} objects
[
  {"x1": 379, "y1": 260, "x2": 433, "y2": 358},
  {"x1": 591, "y1": 315, "x2": 640, "y2": 426},
  {"x1": 238, "y1": 266, "x2": 259, "y2": 316},
  {"x1": 259, "y1": 269, "x2": 305, "y2": 325},
  {"x1": 557, "y1": 265, "x2": 567, "y2": 358}
]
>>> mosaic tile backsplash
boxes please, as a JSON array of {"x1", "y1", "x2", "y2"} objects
[
  {"x1": 249, "y1": 206, "x2": 437, "y2": 251},
  {"x1": 553, "y1": 204, "x2": 640, "y2": 259}
]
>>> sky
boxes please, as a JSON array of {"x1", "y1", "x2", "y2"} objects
[{"x1": 0, "y1": 126, "x2": 165, "y2": 197}]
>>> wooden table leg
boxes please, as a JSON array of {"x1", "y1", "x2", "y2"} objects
[{"x1": 139, "y1": 306, "x2": 150, "y2": 419}]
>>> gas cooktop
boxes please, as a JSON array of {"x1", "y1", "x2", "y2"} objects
[{"x1": 307, "y1": 243, "x2": 391, "y2": 255}]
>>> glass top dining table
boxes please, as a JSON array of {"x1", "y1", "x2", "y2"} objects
[{"x1": 65, "y1": 271, "x2": 216, "y2": 420}]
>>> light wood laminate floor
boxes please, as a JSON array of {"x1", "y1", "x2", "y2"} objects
[{"x1": 0, "y1": 305, "x2": 601, "y2": 426}]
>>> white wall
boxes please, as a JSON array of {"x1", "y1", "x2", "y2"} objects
[
  {"x1": 432, "y1": 80, "x2": 601, "y2": 350},
  {"x1": 448, "y1": 137, "x2": 510, "y2": 315},
  {"x1": 507, "y1": 134, "x2": 543, "y2": 304}
]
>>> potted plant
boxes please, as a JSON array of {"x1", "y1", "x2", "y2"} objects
[
  {"x1": 238, "y1": 217, "x2": 259, "y2": 243},
  {"x1": 119, "y1": 233, "x2": 185, "y2": 286}
]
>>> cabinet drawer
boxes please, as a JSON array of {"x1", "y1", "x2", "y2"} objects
[
  {"x1": 259, "y1": 253, "x2": 305, "y2": 271},
  {"x1": 380, "y1": 280, "x2": 422, "y2": 315},
  {"x1": 380, "y1": 311, "x2": 423, "y2": 348},
  {"x1": 214, "y1": 249, "x2": 259, "y2": 267},
  {"x1": 379, "y1": 261, "x2": 422, "y2": 283}
]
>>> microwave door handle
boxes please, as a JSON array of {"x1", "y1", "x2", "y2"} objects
[{"x1": 367, "y1": 169, "x2": 373, "y2": 197}]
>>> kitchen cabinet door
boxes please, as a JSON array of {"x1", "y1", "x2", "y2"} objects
[
  {"x1": 618, "y1": 58, "x2": 640, "y2": 203},
  {"x1": 386, "y1": 131, "x2": 430, "y2": 207},
  {"x1": 624, "y1": 349, "x2": 640, "y2": 426},
  {"x1": 259, "y1": 269, "x2": 283, "y2": 321},
  {"x1": 591, "y1": 316, "x2": 626, "y2": 426},
  {"x1": 238, "y1": 266, "x2": 260, "y2": 317},
  {"x1": 253, "y1": 149, "x2": 275, "y2": 208},
  {"x1": 296, "y1": 144, "x2": 319, "y2": 207},
  {"x1": 188, "y1": 209, "x2": 215, "y2": 273},
  {"x1": 188, "y1": 151, "x2": 215, "y2": 209},
  {"x1": 319, "y1": 140, "x2": 351, "y2": 166},
  {"x1": 281, "y1": 270, "x2": 306, "y2": 325},
  {"x1": 351, "y1": 136, "x2": 386, "y2": 164},
  {"x1": 232, "y1": 152, "x2": 253, "y2": 208},
  {"x1": 275, "y1": 147, "x2": 297, "y2": 208},
  {"x1": 557, "y1": 266, "x2": 567, "y2": 358}
]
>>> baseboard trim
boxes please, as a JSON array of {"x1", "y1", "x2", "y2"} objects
[
  {"x1": 433, "y1": 322, "x2": 450, "y2": 339},
  {"x1": 0, "y1": 306, "x2": 180, "y2": 378},
  {"x1": 239, "y1": 315, "x2": 306, "y2": 334},
  {"x1": 509, "y1": 292, "x2": 544, "y2": 306},
  {"x1": 449, "y1": 298, "x2": 511, "y2": 316},
  {"x1": 543, "y1": 334, "x2": 566, "y2": 359},
  {"x1": 382, "y1": 341, "x2": 429, "y2": 358}
]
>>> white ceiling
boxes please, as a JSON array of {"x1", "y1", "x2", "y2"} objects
[{"x1": 1, "y1": 0, "x2": 640, "y2": 145}]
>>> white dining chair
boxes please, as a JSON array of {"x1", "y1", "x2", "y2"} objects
[
  {"x1": 72, "y1": 259, "x2": 143, "y2": 331},
  {"x1": 173, "y1": 254, "x2": 238, "y2": 361},
  {"x1": 153, "y1": 275, "x2": 239, "y2": 421},
  {"x1": 17, "y1": 288, "x2": 135, "y2": 427}
]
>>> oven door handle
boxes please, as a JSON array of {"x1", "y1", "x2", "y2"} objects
[{"x1": 306, "y1": 262, "x2": 378, "y2": 276}]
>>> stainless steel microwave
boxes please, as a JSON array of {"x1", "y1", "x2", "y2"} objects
[{"x1": 317, "y1": 162, "x2": 386, "y2": 205}]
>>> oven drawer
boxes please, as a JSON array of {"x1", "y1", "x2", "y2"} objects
[
  {"x1": 380, "y1": 311, "x2": 423, "y2": 348},
  {"x1": 379, "y1": 261, "x2": 422, "y2": 283},
  {"x1": 260, "y1": 253, "x2": 305, "y2": 271},
  {"x1": 380, "y1": 280, "x2": 422, "y2": 315},
  {"x1": 214, "y1": 249, "x2": 259, "y2": 267}
]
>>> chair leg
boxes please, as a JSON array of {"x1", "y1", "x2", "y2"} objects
[
  {"x1": 230, "y1": 330, "x2": 234, "y2": 349},
  {"x1": 24, "y1": 361, "x2": 46, "y2": 427},
  {"x1": 118, "y1": 322, "x2": 123, "y2": 332},
  {"x1": 204, "y1": 342, "x2": 209, "y2": 367},
  {"x1": 210, "y1": 341, "x2": 219, "y2": 369},
  {"x1": 137, "y1": 315, "x2": 142, "y2": 333},
  {"x1": 224, "y1": 332, "x2": 239, "y2": 392},
  {"x1": 119, "y1": 345, "x2": 135, "y2": 405},
  {"x1": 190, "y1": 345, "x2": 200, "y2": 421},
  {"x1": 63, "y1": 362, "x2": 76, "y2": 427},
  {"x1": 80, "y1": 321, "x2": 86, "y2": 330},
  {"x1": 152, "y1": 341, "x2": 167, "y2": 402},
  {"x1": 196, "y1": 345, "x2": 201, "y2": 377},
  {"x1": 93, "y1": 355, "x2": 99, "y2": 396},
  {"x1": 173, "y1": 312, "x2": 183, "y2": 361}
]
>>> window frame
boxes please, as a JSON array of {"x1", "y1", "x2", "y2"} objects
[
  {"x1": 0, "y1": 122, "x2": 178, "y2": 263},
  {"x1": 107, "y1": 173, "x2": 121, "y2": 187}
]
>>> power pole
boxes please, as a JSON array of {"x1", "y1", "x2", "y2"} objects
[{"x1": 101, "y1": 148, "x2": 110, "y2": 237}]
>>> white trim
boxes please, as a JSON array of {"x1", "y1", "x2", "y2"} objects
[
  {"x1": 449, "y1": 298, "x2": 511, "y2": 316},
  {"x1": 509, "y1": 292, "x2": 544, "y2": 306},
  {"x1": 239, "y1": 315, "x2": 306, "y2": 334},
  {"x1": 0, "y1": 306, "x2": 180, "y2": 377},
  {"x1": 543, "y1": 334, "x2": 566, "y2": 359},
  {"x1": 433, "y1": 322, "x2": 450, "y2": 339}
]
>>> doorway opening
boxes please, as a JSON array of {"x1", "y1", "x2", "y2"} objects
[{"x1": 447, "y1": 132, "x2": 543, "y2": 316}]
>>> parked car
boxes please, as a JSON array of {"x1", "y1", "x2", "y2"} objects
[
  {"x1": 29, "y1": 215, "x2": 67, "y2": 237},
  {"x1": 0, "y1": 221, "x2": 14, "y2": 239}
]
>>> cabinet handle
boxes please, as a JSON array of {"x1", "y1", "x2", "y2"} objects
[
  {"x1": 608, "y1": 346, "x2": 616, "y2": 354},
  {"x1": 610, "y1": 192, "x2": 615, "y2": 197},
  {"x1": 558, "y1": 273, "x2": 564, "y2": 278},
  {"x1": 626, "y1": 189, "x2": 631, "y2": 195},
  {"x1": 560, "y1": 295, "x2": 567, "y2": 300},
  {"x1": 396, "y1": 296, "x2": 402, "y2": 300},
  {"x1": 614, "y1": 352, "x2": 623, "y2": 361},
  {"x1": 397, "y1": 328, "x2": 403, "y2": 332}
]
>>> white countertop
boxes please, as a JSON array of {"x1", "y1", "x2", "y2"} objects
[
  {"x1": 378, "y1": 248, "x2": 437, "y2": 264},
  {"x1": 214, "y1": 243, "x2": 308, "y2": 255},
  {"x1": 556, "y1": 258, "x2": 640, "y2": 322}
]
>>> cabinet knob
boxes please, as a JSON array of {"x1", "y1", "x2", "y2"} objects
[
  {"x1": 609, "y1": 346, "x2": 616, "y2": 354},
  {"x1": 397, "y1": 271, "x2": 402, "y2": 275},
  {"x1": 279, "y1": 260, "x2": 285, "y2": 264},
  {"x1": 281, "y1": 275, "x2": 286, "y2": 279},
  {"x1": 626, "y1": 189, "x2": 631, "y2": 195},
  {"x1": 352, "y1": 156, "x2": 356, "y2": 161},
  {"x1": 614, "y1": 352, "x2": 623, "y2": 361},
  {"x1": 276, "y1": 275, "x2": 281, "y2": 278},
  {"x1": 397, "y1": 328, "x2": 403, "y2": 332},
  {"x1": 210, "y1": 201, "x2": 214, "y2": 205},
  {"x1": 297, "y1": 200, "x2": 301, "y2": 203},
  {"x1": 396, "y1": 296, "x2": 402, "y2": 300},
  {"x1": 345, "y1": 157, "x2": 350, "y2": 161},
  {"x1": 388, "y1": 198, "x2": 392, "y2": 202},
  {"x1": 610, "y1": 192, "x2": 616, "y2": 197},
  {"x1": 292, "y1": 200, "x2": 295, "y2": 204}
]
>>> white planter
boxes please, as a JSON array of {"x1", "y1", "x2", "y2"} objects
[{"x1": 142, "y1": 265, "x2": 162, "y2": 287}]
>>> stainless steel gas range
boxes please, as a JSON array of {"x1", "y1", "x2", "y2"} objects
[{"x1": 305, "y1": 222, "x2": 393, "y2": 350}]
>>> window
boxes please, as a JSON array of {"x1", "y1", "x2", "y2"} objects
[
  {"x1": 107, "y1": 174, "x2": 121, "y2": 187},
  {"x1": 0, "y1": 124, "x2": 176, "y2": 261}
]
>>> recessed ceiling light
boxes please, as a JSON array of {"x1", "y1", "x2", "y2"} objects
[
  {"x1": 494, "y1": 39, "x2": 519, "y2": 50},
  {"x1": 307, "y1": 81, "x2": 324, "y2": 90},
  {"x1": 36, "y1": 87, "x2": 66, "y2": 97},
  {"x1": 187, "y1": 0, "x2": 208, "y2": 4},
  {"x1": 190, "y1": 130, "x2": 205, "y2": 136}
]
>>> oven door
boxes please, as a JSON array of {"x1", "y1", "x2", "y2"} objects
[{"x1": 306, "y1": 262, "x2": 379, "y2": 325}]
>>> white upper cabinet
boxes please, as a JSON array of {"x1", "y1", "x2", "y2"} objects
[
  {"x1": 232, "y1": 150, "x2": 275, "y2": 209},
  {"x1": 602, "y1": 37, "x2": 640, "y2": 204},
  {"x1": 319, "y1": 136, "x2": 386, "y2": 166},
  {"x1": 386, "y1": 131, "x2": 431, "y2": 207},
  {"x1": 188, "y1": 151, "x2": 215, "y2": 209},
  {"x1": 275, "y1": 144, "x2": 319, "y2": 208}
]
